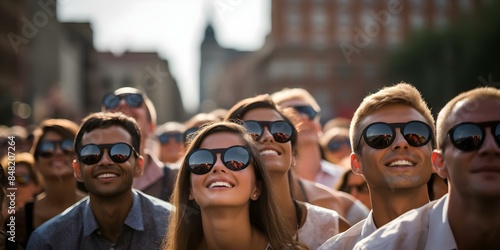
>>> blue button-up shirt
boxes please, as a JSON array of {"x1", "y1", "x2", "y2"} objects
[{"x1": 27, "y1": 190, "x2": 173, "y2": 250}]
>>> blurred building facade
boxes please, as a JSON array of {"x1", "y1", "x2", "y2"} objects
[
  {"x1": 1, "y1": 0, "x2": 186, "y2": 126},
  {"x1": 200, "y1": 0, "x2": 488, "y2": 121}
]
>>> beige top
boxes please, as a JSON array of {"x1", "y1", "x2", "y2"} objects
[{"x1": 297, "y1": 202, "x2": 340, "y2": 249}]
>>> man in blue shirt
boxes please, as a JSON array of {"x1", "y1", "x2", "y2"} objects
[{"x1": 27, "y1": 112, "x2": 173, "y2": 249}]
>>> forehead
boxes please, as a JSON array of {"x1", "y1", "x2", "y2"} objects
[
  {"x1": 41, "y1": 130, "x2": 65, "y2": 141},
  {"x1": 81, "y1": 126, "x2": 132, "y2": 145},
  {"x1": 360, "y1": 104, "x2": 426, "y2": 128},
  {"x1": 448, "y1": 98, "x2": 500, "y2": 126},
  {"x1": 199, "y1": 132, "x2": 244, "y2": 149},
  {"x1": 243, "y1": 108, "x2": 284, "y2": 121}
]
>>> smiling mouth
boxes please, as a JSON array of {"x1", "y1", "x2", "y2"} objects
[
  {"x1": 260, "y1": 149, "x2": 279, "y2": 156},
  {"x1": 387, "y1": 160, "x2": 415, "y2": 167},
  {"x1": 96, "y1": 173, "x2": 118, "y2": 179},
  {"x1": 208, "y1": 181, "x2": 233, "y2": 189}
]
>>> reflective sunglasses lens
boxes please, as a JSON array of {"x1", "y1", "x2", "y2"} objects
[
  {"x1": 188, "y1": 150, "x2": 214, "y2": 175},
  {"x1": 61, "y1": 139, "x2": 75, "y2": 153},
  {"x1": 125, "y1": 94, "x2": 144, "y2": 108},
  {"x1": 159, "y1": 133, "x2": 182, "y2": 144},
  {"x1": 80, "y1": 145, "x2": 102, "y2": 165},
  {"x1": 38, "y1": 142, "x2": 56, "y2": 157},
  {"x1": 364, "y1": 124, "x2": 393, "y2": 149},
  {"x1": 403, "y1": 122, "x2": 431, "y2": 147},
  {"x1": 103, "y1": 94, "x2": 120, "y2": 110},
  {"x1": 224, "y1": 146, "x2": 251, "y2": 171},
  {"x1": 158, "y1": 134, "x2": 169, "y2": 144},
  {"x1": 244, "y1": 121, "x2": 263, "y2": 141},
  {"x1": 328, "y1": 141, "x2": 342, "y2": 151},
  {"x1": 495, "y1": 123, "x2": 500, "y2": 142},
  {"x1": 452, "y1": 124, "x2": 483, "y2": 151},
  {"x1": 109, "y1": 143, "x2": 132, "y2": 163},
  {"x1": 270, "y1": 121, "x2": 293, "y2": 143},
  {"x1": 15, "y1": 174, "x2": 31, "y2": 186}
]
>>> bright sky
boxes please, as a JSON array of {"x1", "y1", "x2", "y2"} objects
[{"x1": 57, "y1": 0, "x2": 271, "y2": 113}]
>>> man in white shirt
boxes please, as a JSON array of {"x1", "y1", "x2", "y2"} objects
[
  {"x1": 354, "y1": 86, "x2": 500, "y2": 250},
  {"x1": 319, "y1": 83, "x2": 434, "y2": 250}
]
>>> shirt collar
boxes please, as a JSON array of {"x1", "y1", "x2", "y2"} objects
[
  {"x1": 361, "y1": 211, "x2": 377, "y2": 238},
  {"x1": 82, "y1": 191, "x2": 144, "y2": 237},
  {"x1": 426, "y1": 194, "x2": 457, "y2": 250}
]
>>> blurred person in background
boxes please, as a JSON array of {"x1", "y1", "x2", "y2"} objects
[
  {"x1": 337, "y1": 169, "x2": 371, "y2": 210},
  {"x1": 155, "y1": 121, "x2": 185, "y2": 165},
  {"x1": 323, "y1": 117, "x2": 351, "y2": 132},
  {"x1": 1, "y1": 153, "x2": 43, "y2": 220},
  {"x1": 102, "y1": 87, "x2": 171, "y2": 201},
  {"x1": 320, "y1": 127, "x2": 352, "y2": 170},
  {"x1": 182, "y1": 112, "x2": 218, "y2": 145},
  {"x1": 10, "y1": 119, "x2": 87, "y2": 249},
  {"x1": 272, "y1": 88, "x2": 344, "y2": 188}
]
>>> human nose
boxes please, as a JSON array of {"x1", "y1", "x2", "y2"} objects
[
  {"x1": 391, "y1": 128, "x2": 409, "y2": 150},
  {"x1": 211, "y1": 153, "x2": 227, "y2": 173},
  {"x1": 98, "y1": 149, "x2": 113, "y2": 164},
  {"x1": 260, "y1": 126, "x2": 274, "y2": 142}
]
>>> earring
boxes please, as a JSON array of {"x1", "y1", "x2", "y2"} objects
[{"x1": 252, "y1": 194, "x2": 258, "y2": 200}]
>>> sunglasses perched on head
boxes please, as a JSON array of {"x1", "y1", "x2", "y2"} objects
[
  {"x1": 158, "y1": 132, "x2": 183, "y2": 144},
  {"x1": 358, "y1": 121, "x2": 433, "y2": 150},
  {"x1": 447, "y1": 121, "x2": 500, "y2": 152},
  {"x1": 78, "y1": 143, "x2": 139, "y2": 165},
  {"x1": 102, "y1": 93, "x2": 144, "y2": 110},
  {"x1": 244, "y1": 120, "x2": 294, "y2": 143},
  {"x1": 291, "y1": 105, "x2": 319, "y2": 120},
  {"x1": 186, "y1": 146, "x2": 252, "y2": 175},
  {"x1": 327, "y1": 139, "x2": 351, "y2": 152},
  {"x1": 37, "y1": 139, "x2": 74, "y2": 158}
]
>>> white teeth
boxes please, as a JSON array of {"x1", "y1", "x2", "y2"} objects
[
  {"x1": 389, "y1": 160, "x2": 413, "y2": 167},
  {"x1": 97, "y1": 173, "x2": 117, "y2": 179},
  {"x1": 208, "y1": 181, "x2": 232, "y2": 189},
  {"x1": 260, "y1": 150, "x2": 278, "y2": 156}
]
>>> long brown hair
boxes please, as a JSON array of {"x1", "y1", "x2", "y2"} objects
[{"x1": 162, "y1": 122, "x2": 303, "y2": 249}]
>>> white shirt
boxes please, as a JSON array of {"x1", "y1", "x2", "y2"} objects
[
  {"x1": 298, "y1": 202, "x2": 340, "y2": 250},
  {"x1": 318, "y1": 211, "x2": 377, "y2": 250},
  {"x1": 353, "y1": 194, "x2": 457, "y2": 250},
  {"x1": 316, "y1": 160, "x2": 344, "y2": 188}
]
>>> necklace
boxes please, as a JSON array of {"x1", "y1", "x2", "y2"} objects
[{"x1": 292, "y1": 199, "x2": 302, "y2": 241}]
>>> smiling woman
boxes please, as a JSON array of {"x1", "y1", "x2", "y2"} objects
[{"x1": 162, "y1": 121, "x2": 305, "y2": 250}]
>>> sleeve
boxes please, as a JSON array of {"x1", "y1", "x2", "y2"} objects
[
  {"x1": 26, "y1": 229, "x2": 52, "y2": 250},
  {"x1": 345, "y1": 200, "x2": 369, "y2": 224}
]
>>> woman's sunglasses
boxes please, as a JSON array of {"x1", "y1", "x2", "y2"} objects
[
  {"x1": 78, "y1": 143, "x2": 139, "y2": 165},
  {"x1": 102, "y1": 93, "x2": 144, "y2": 110},
  {"x1": 37, "y1": 139, "x2": 74, "y2": 158},
  {"x1": 244, "y1": 120, "x2": 294, "y2": 143},
  {"x1": 186, "y1": 146, "x2": 252, "y2": 175},
  {"x1": 291, "y1": 105, "x2": 319, "y2": 120},
  {"x1": 448, "y1": 121, "x2": 500, "y2": 152},
  {"x1": 358, "y1": 121, "x2": 433, "y2": 150},
  {"x1": 327, "y1": 139, "x2": 351, "y2": 152},
  {"x1": 158, "y1": 132, "x2": 183, "y2": 144}
]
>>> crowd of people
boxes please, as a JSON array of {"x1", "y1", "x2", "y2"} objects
[{"x1": 0, "y1": 82, "x2": 498, "y2": 249}]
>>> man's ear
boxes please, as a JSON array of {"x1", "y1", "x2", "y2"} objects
[
  {"x1": 72, "y1": 160, "x2": 84, "y2": 182},
  {"x1": 351, "y1": 152, "x2": 363, "y2": 175},
  {"x1": 134, "y1": 156, "x2": 144, "y2": 177},
  {"x1": 432, "y1": 150, "x2": 448, "y2": 179}
]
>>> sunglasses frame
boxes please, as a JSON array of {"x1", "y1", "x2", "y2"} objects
[
  {"x1": 291, "y1": 105, "x2": 319, "y2": 120},
  {"x1": 186, "y1": 145, "x2": 252, "y2": 175},
  {"x1": 358, "y1": 120, "x2": 433, "y2": 150},
  {"x1": 78, "y1": 143, "x2": 139, "y2": 165},
  {"x1": 37, "y1": 139, "x2": 75, "y2": 158},
  {"x1": 447, "y1": 120, "x2": 500, "y2": 152},
  {"x1": 158, "y1": 132, "x2": 183, "y2": 144},
  {"x1": 14, "y1": 173, "x2": 32, "y2": 186},
  {"x1": 244, "y1": 120, "x2": 295, "y2": 143},
  {"x1": 327, "y1": 139, "x2": 351, "y2": 152},
  {"x1": 102, "y1": 93, "x2": 144, "y2": 110}
]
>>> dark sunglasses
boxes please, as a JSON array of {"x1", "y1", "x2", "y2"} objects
[
  {"x1": 78, "y1": 143, "x2": 139, "y2": 165},
  {"x1": 447, "y1": 121, "x2": 500, "y2": 152},
  {"x1": 186, "y1": 146, "x2": 252, "y2": 175},
  {"x1": 158, "y1": 132, "x2": 183, "y2": 144},
  {"x1": 327, "y1": 139, "x2": 351, "y2": 152},
  {"x1": 291, "y1": 105, "x2": 319, "y2": 120},
  {"x1": 358, "y1": 121, "x2": 433, "y2": 150},
  {"x1": 244, "y1": 120, "x2": 294, "y2": 143},
  {"x1": 102, "y1": 93, "x2": 144, "y2": 110},
  {"x1": 342, "y1": 183, "x2": 369, "y2": 194},
  {"x1": 37, "y1": 139, "x2": 74, "y2": 158},
  {"x1": 15, "y1": 174, "x2": 32, "y2": 186},
  {"x1": 183, "y1": 127, "x2": 199, "y2": 143}
]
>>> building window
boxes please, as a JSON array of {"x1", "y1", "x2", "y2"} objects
[
  {"x1": 268, "y1": 60, "x2": 286, "y2": 80},
  {"x1": 312, "y1": 7, "x2": 328, "y2": 31},
  {"x1": 288, "y1": 60, "x2": 305, "y2": 79},
  {"x1": 313, "y1": 61, "x2": 329, "y2": 79}
]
